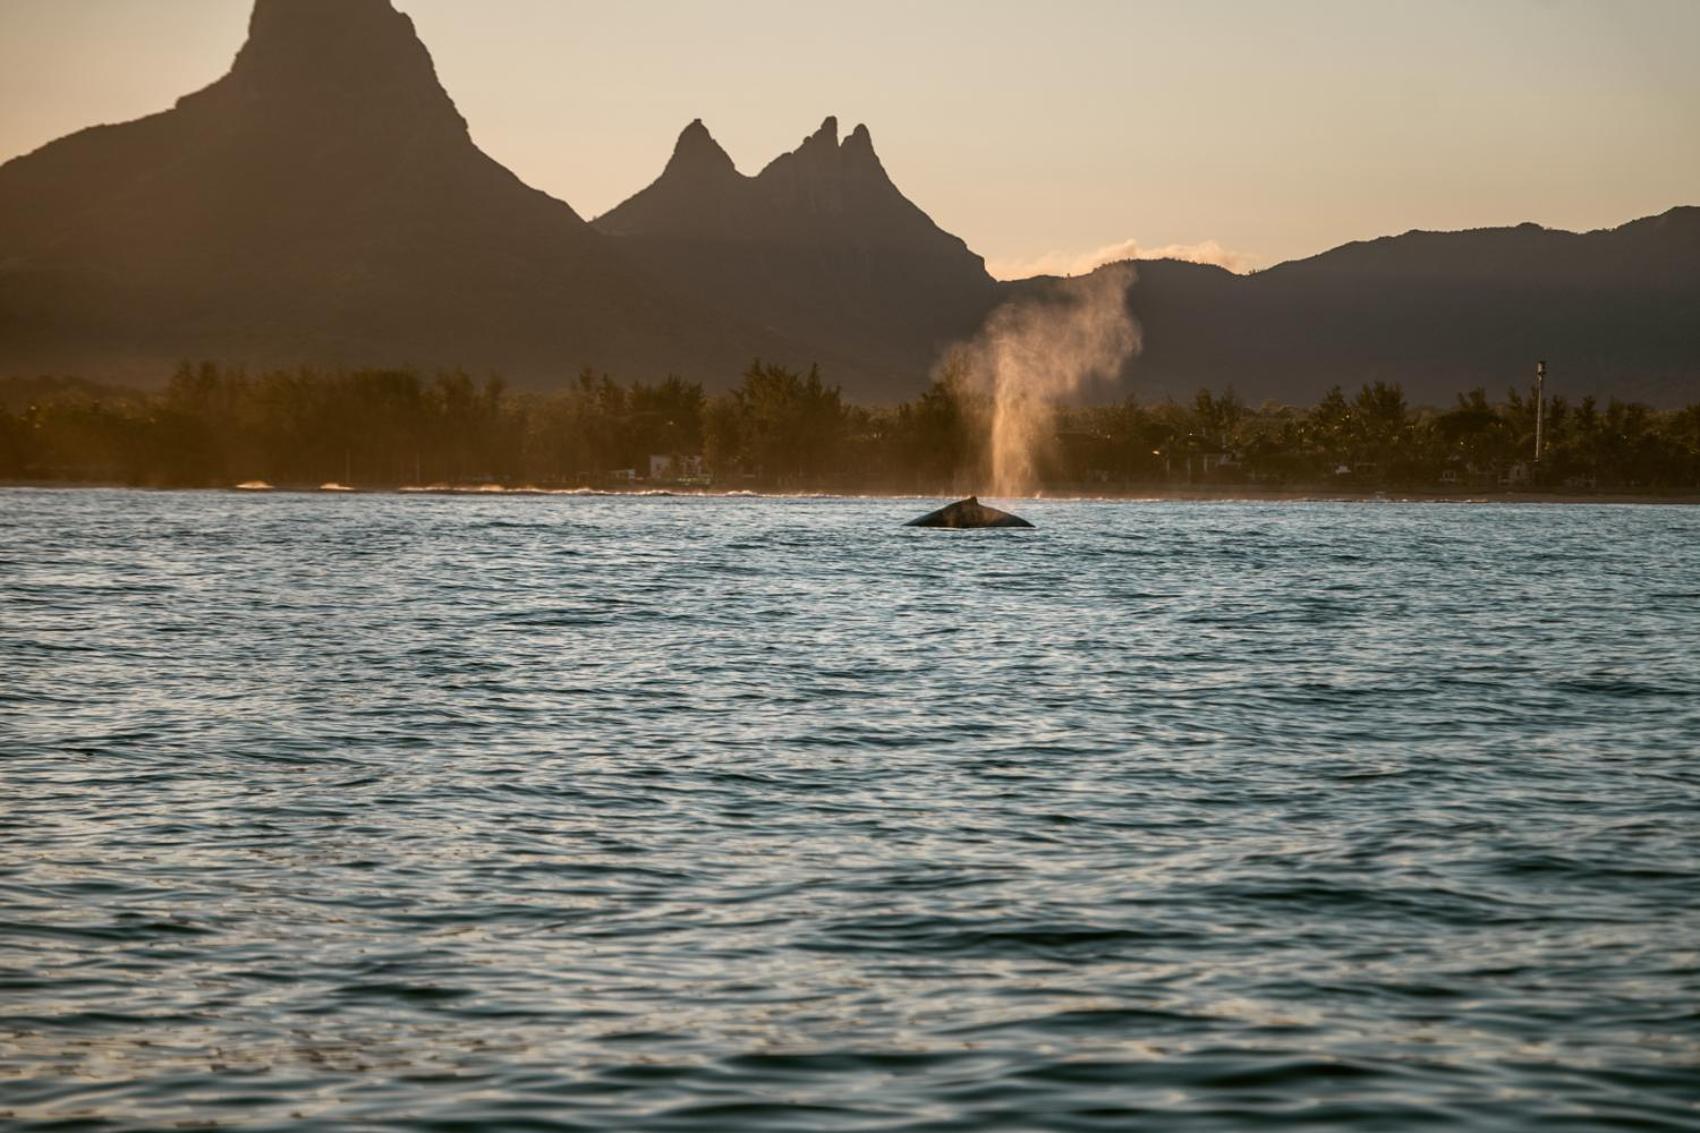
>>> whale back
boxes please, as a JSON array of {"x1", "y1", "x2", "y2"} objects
[{"x1": 905, "y1": 497, "x2": 1034, "y2": 529}]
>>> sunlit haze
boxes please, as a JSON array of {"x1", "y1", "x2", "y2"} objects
[{"x1": 2, "y1": 0, "x2": 1696, "y2": 275}]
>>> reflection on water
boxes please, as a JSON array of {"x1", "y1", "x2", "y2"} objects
[{"x1": 2, "y1": 490, "x2": 1698, "y2": 1131}]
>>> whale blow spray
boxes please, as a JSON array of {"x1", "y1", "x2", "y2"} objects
[{"x1": 946, "y1": 264, "x2": 1141, "y2": 497}]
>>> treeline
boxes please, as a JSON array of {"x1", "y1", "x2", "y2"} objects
[{"x1": 4, "y1": 362, "x2": 1700, "y2": 492}]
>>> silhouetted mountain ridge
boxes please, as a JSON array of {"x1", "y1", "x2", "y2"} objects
[
  {"x1": 1119, "y1": 206, "x2": 1700, "y2": 405},
  {"x1": 1265, "y1": 207, "x2": 1700, "y2": 285},
  {"x1": 595, "y1": 116, "x2": 998, "y2": 401},
  {"x1": 0, "y1": 0, "x2": 1694, "y2": 406},
  {"x1": 0, "y1": 0, "x2": 803, "y2": 383}
]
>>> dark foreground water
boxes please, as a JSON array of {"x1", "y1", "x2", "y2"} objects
[{"x1": 3, "y1": 490, "x2": 1699, "y2": 1132}]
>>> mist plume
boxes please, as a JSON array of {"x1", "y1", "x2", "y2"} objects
[{"x1": 942, "y1": 264, "x2": 1141, "y2": 497}]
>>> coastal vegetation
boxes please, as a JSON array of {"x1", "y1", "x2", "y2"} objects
[{"x1": 4, "y1": 363, "x2": 1699, "y2": 495}]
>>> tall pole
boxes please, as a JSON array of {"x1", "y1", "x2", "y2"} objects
[{"x1": 1534, "y1": 360, "x2": 1546, "y2": 465}]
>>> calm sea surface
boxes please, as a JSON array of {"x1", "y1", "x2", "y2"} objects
[{"x1": 2, "y1": 489, "x2": 1698, "y2": 1132}]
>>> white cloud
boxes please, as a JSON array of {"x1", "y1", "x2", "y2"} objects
[
  {"x1": 986, "y1": 237, "x2": 1261, "y2": 281},
  {"x1": 1136, "y1": 240, "x2": 1263, "y2": 274}
]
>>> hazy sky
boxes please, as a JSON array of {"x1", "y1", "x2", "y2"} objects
[{"x1": 2, "y1": 0, "x2": 1696, "y2": 275}]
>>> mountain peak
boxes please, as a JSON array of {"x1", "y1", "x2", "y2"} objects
[
  {"x1": 249, "y1": 0, "x2": 399, "y2": 32},
  {"x1": 841, "y1": 122, "x2": 885, "y2": 174},
  {"x1": 198, "y1": 0, "x2": 463, "y2": 130},
  {"x1": 664, "y1": 119, "x2": 738, "y2": 180},
  {"x1": 799, "y1": 116, "x2": 840, "y2": 155}
]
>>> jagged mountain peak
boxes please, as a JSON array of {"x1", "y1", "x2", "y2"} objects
[
  {"x1": 768, "y1": 116, "x2": 847, "y2": 175},
  {"x1": 601, "y1": 113, "x2": 984, "y2": 261},
  {"x1": 839, "y1": 122, "x2": 887, "y2": 178},
  {"x1": 612, "y1": 116, "x2": 894, "y2": 208},
  {"x1": 803, "y1": 116, "x2": 840, "y2": 150},
  {"x1": 593, "y1": 111, "x2": 996, "y2": 398},
  {"x1": 750, "y1": 116, "x2": 893, "y2": 186},
  {"x1": 664, "y1": 119, "x2": 739, "y2": 181}
]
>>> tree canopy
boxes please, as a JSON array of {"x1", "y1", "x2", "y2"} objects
[{"x1": 4, "y1": 363, "x2": 1698, "y2": 494}]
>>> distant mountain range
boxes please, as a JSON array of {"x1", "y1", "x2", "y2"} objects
[
  {"x1": 1121, "y1": 207, "x2": 1700, "y2": 406},
  {"x1": 1, "y1": 0, "x2": 1694, "y2": 405}
]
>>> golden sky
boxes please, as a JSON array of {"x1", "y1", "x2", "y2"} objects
[{"x1": 2, "y1": 0, "x2": 1696, "y2": 274}]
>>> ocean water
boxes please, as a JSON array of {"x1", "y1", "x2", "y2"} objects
[{"x1": 2, "y1": 489, "x2": 1698, "y2": 1132}]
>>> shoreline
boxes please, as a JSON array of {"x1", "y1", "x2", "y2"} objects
[{"x1": 4, "y1": 481, "x2": 1698, "y2": 506}]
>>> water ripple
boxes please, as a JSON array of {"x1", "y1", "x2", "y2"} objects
[{"x1": 3, "y1": 491, "x2": 1699, "y2": 1130}]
